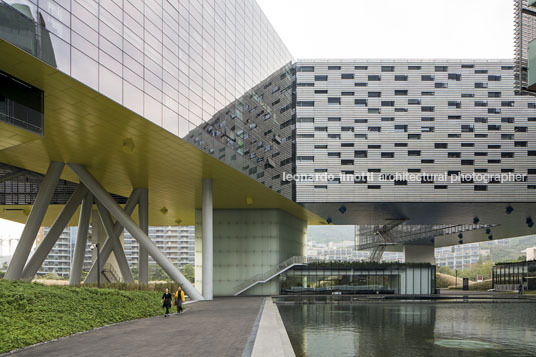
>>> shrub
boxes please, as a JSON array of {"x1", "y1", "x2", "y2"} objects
[{"x1": 0, "y1": 280, "x2": 165, "y2": 353}]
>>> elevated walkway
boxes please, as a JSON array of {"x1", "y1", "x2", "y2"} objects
[{"x1": 234, "y1": 256, "x2": 307, "y2": 296}]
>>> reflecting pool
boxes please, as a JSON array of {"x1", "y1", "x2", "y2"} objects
[{"x1": 277, "y1": 303, "x2": 536, "y2": 357}]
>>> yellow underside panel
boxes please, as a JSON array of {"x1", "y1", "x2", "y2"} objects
[
  {"x1": 0, "y1": 40, "x2": 325, "y2": 227},
  {"x1": 0, "y1": 121, "x2": 40, "y2": 150}
]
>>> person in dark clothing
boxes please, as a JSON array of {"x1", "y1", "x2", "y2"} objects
[{"x1": 161, "y1": 288, "x2": 173, "y2": 317}]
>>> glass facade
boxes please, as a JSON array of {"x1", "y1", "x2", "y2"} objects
[
  {"x1": 186, "y1": 63, "x2": 296, "y2": 199},
  {"x1": 492, "y1": 260, "x2": 536, "y2": 291},
  {"x1": 0, "y1": 70, "x2": 43, "y2": 134},
  {"x1": 0, "y1": 0, "x2": 294, "y2": 196},
  {"x1": 280, "y1": 263, "x2": 435, "y2": 295}
]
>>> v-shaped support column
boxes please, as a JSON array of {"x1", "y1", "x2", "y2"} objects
[
  {"x1": 69, "y1": 191, "x2": 94, "y2": 285},
  {"x1": 5, "y1": 161, "x2": 64, "y2": 280},
  {"x1": 21, "y1": 184, "x2": 88, "y2": 280},
  {"x1": 84, "y1": 189, "x2": 141, "y2": 284},
  {"x1": 68, "y1": 163, "x2": 203, "y2": 300},
  {"x1": 95, "y1": 202, "x2": 134, "y2": 283}
]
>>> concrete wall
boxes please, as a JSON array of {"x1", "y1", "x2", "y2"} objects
[
  {"x1": 404, "y1": 245, "x2": 435, "y2": 264},
  {"x1": 195, "y1": 209, "x2": 306, "y2": 296}
]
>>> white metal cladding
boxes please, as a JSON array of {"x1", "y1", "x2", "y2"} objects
[{"x1": 294, "y1": 60, "x2": 536, "y2": 203}]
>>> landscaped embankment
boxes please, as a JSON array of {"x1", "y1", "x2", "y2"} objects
[{"x1": 0, "y1": 280, "x2": 166, "y2": 353}]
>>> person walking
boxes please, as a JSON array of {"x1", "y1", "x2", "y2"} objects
[
  {"x1": 175, "y1": 286, "x2": 185, "y2": 314},
  {"x1": 162, "y1": 288, "x2": 173, "y2": 317},
  {"x1": 518, "y1": 282, "x2": 523, "y2": 295}
]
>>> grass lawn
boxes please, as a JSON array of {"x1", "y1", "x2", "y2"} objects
[{"x1": 0, "y1": 280, "x2": 165, "y2": 353}]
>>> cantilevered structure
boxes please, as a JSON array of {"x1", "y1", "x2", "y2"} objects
[
  {"x1": 0, "y1": 0, "x2": 322, "y2": 299},
  {"x1": 1, "y1": 0, "x2": 535, "y2": 297}
]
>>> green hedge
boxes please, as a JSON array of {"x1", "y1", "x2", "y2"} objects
[
  {"x1": 447, "y1": 279, "x2": 493, "y2": 291},
  {"x1": 307, "y1": 261, "x2": 432, "y2": 268},
  {"x1": 0, "y1": 280, "x2": 166, "y2": 353}
]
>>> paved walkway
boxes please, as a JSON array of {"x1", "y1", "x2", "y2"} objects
[{"x1": 10, "y1": 297, "x2": 264, "y2": 357}]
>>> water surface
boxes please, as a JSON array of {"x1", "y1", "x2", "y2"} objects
[{"x1": 277, "y1": 303, "x2": 536, "y2": 357}]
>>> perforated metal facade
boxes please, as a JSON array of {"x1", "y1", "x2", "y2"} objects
[{"x1": 295, "y1": 60, "x2": 536, "y2": 203}]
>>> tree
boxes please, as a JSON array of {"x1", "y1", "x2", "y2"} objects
[
  {"x1": 1, "y1": 262, "x2": 8, "y2": 271},
  {"x1": 181, "y1": 264, "x2": 194, "y2": 283},
  {"x1": 149, "y1": 264, "x2": 169, "y2": 281},
  {"x1": 438, "y1": 265, "x2": 454, "y2": 276},
  {"x1": 457, "y1": 260, "x2": 494, "y2": 281}
]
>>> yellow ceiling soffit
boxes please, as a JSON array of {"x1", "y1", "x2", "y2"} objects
[{"x1": 0, "y1": 40, "x2": 325, "y2": 226}]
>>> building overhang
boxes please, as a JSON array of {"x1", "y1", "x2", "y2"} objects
[
  {"x1": 299, "y1": 201, "x2": 536, "y2": 247},
  {"x1": 0, "y1": 39, "x2": 325, "y2": 227}
]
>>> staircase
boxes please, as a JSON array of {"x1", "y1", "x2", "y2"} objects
[
  {"x1": 101, "y1": 264, "x2": 121, "y2": 283},
  {"x1": 233, "y1": 256, "x2": 307, "y2": 296}
]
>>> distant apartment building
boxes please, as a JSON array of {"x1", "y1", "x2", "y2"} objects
[
  {"x1": 435, "y1": 239, "x2": 510, "y2": 270},
  {"x1": 36, "y1": 226, "x2": 92, "y2": 278},
  {"x1": 435, "y1": 243, "x2": 481, "y2": 270},
  {"x1": 124, "y1": 226, "x2": 195, "y2": 270},
  {"x1": 307, "y1": 240, "x2": 403, "y2": 262},
  {"x1": 36, "y1": 226, "x2": 195, "y2": 278}
]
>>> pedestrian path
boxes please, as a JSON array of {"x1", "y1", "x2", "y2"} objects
[{"x1": 9, "y1": 297, "x2": 264, "y2": 357}]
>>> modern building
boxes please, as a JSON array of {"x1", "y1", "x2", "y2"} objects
[
  {"x1": 36, "y1": 226, "x2": 72, "y2": 277},
  {"x1": 522, "y1": 246, "x2": 536, "y2": 260},
  {"x1": 307, "y1": 240, "x2": 403, "y2": 262},
  {"x1": 124, "y1": 226, "x2": 194, "y2": 270},
  {"x1": 435, "y1": 243, "x2": 481, "y2": 271},
  {"x1": 493, "y1": 260, "x2": 536, "y2": 291},
  {"x1": 1, "y1": 0, "x2": 535, "y2": 298},
  {"x1": 0, "y1": 0, "x2": 311, "y2": 300},
  {"x1": 34, "y1": 225, "x2": 194, "y2": 279},
  {"x1": 294, "y1": 60, "x2": 536, "y2": 262},
  {"x1": 35, "y1": 226, "x2": 95, "y2": 278},
  {"x1": 514, "y1": 0, "x2": 536, "y2": 93},
  {"x1": 280, "y1": 263, "x2": 436, "y2": 295}
]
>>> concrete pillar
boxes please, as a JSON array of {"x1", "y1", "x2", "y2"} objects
[
  {"x1": 68, "y1": 163, "x2": 203, "y2": 300},
  {"x1": 138, "y1": 188, "x2": 149, "y2": 284},
  {"x1": 202, "y1": 178, "x2": 213, "y2": 300},
  {"x1": 404, "y1": 245, "x2": 435, "y2": 264},
  {"x1": 69, "y1": 192, "x2": 93, "y2": 285},
  {"x1": 21, "y1": 184, "x2": 88, "y2": 280},
  {"x1": 5, "y1": 161, "x2": 64, "y2": 280},
  {"x1": 84, "y1": 189, "x2": 140, "y2": 284}
]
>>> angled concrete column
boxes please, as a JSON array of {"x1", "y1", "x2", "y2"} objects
[
  {"x1": 96, "y1": 202, "x2": 134, "y2": 283},
  {"x1": 68, "y1": 163, "x2": 203, "y2": 300},
  {"x1": 84, "y1": 189, "x2": 140, "y2": 284},
  {"x1": 69, "y1": 192, "x2": 93, "y2": 286},
  {"x1": 5, "y1": 161, "x2": 64, "y2": 280},
  {"x1": 21, "y1": 184, "x2": 88, "y2": 280},
  {"x1": 138, "y1": 188, "x2": 149, "y2": 284},
  {"x1": 202, "y1": 178, "x2": 213, "y2": 300}
]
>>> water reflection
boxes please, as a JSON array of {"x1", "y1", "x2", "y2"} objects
[{"x1": 278, "y1": 303, "x2": 536, "y2": 357}]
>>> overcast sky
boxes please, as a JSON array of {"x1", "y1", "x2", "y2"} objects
[
  {"x1": 256, "y1": 0, "x2": 514, "y2": 60},
  {"x1": 0, "y1": 219, "x2": 23, "y2": 239}
]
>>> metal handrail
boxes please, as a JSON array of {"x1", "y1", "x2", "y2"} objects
[{"x1": 233, "y1": 256, "x2": 307, "y2": 295}]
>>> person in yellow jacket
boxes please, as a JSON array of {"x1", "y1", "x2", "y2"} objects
[{"x1": 174, "y1": 286, "x2": 185, "y2": 314}]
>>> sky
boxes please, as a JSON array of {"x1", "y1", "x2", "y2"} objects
[
  {"x1": 0, "y1": 219, "x2": 24, "y2": 238},
  {"x1": 256, "y1": 0, "x2": 514, "y2": 60}
]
